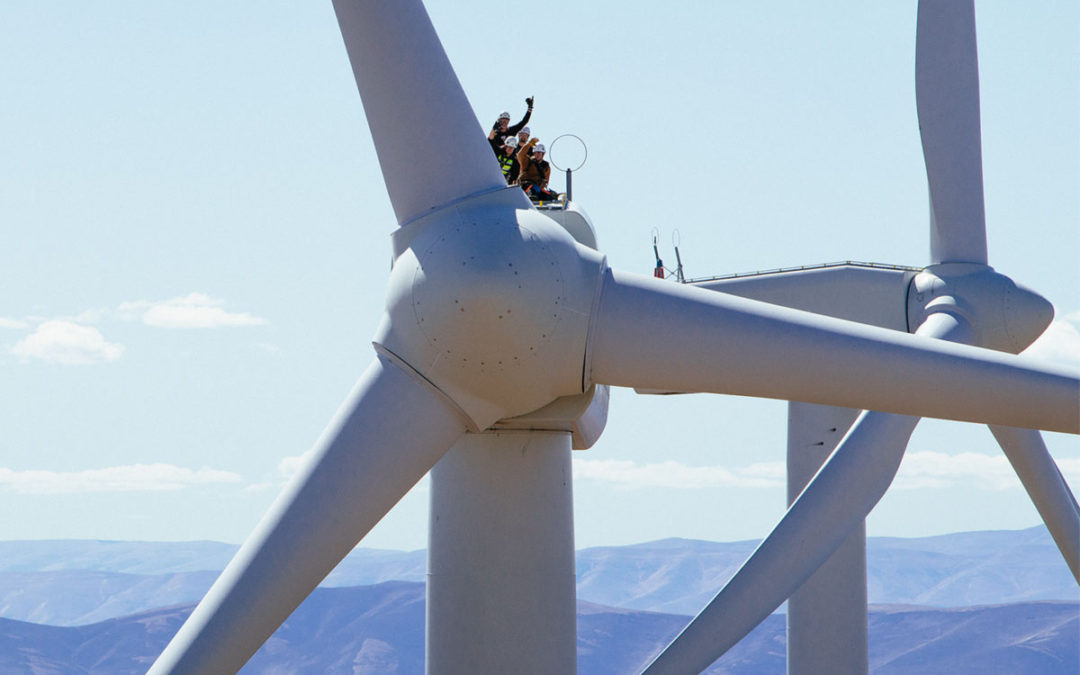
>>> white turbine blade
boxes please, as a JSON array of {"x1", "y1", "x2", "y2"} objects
[
  {"x1": 989, "y1": 425, "x2": 1080, "y2": 581},
  {"x1": 640, "y1": 315, "x2": 969, "y2": 674},
  {"x1": 332, "y1": 0, "x2": 507, "y2": 225},
  {"x1": 642, "y1": 410, "x2": 919, "y2": 674},
  {"x1": 148, "y1": 354, "x2": 465, "y2": 675},
  {"x1": 917, "y1": 0, "x2": 988, "y2": 264},
  {"x1": 588, "y1": 270, "x2": 1080, "y2": 433}
]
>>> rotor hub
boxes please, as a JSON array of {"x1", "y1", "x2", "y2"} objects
[
  {"x1": 412, "y1": 221, "x2": 565, "y2": 375},
  {"x1": 907, "y1": 263, "x2": 1053, "y2": 353},
  {"x1": 375, "y1": 189, "x2": 605, "y2": 429}
]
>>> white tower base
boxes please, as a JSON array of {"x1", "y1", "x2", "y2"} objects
[
  {"x1": 427, "y1": 430, "x2": 577, "y2": 674},
  {"x1": 786, "y1": 402, "x2": 868, "y2": 675}
]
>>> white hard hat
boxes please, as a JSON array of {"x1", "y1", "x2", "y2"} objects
[
  {"x1": 519, "y1": 127, "x2": 530, "y2": 135},
  {"x1": 498, "y1": 111, "x2": 511, "y2": 120},
  {"x1": 533, "y1": 144, "x2": 545, "y2": 154},
  {"x1": 504, "y1": 137, "x2": 518, "y2": 147}
]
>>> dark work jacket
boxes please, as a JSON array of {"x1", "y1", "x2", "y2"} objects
[{"x1": 488, "y1": 107, "x2": 532, "y2": 153}]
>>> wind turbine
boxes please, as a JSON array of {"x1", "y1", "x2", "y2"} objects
[
  {"x1": 641, "y1": 2, "x2": 1080, "y2": 673},
  {"x1": 146, "y1": 1, "x2": 1079, "y2": 674}
]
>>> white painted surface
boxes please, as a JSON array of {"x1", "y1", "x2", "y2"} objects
[
  {"x1": 917, "y1": 0, "x2": 988, "y2": 264},
  {"x1": 493, "y1": 384, "x2": 610, "y2": 450},
  {"x1": 642, "y1": 318, "x2": 966, "y2": 674},
  {"x1": 698, "y1": 264, "x2": 913, "y2": 331},
  {"x1": 589, "y1": 269, "x2": 1078, "y2": 433},
  {"x1": 376, "y1": 189, "x2": 606, "y2": 429},
  {"x1": 149, "y1": 354, "x2": 466, "y2": 674},
  {"x1": 642, "y1": 408, "x2": 920, "y2": 674},
  {"x1": 906, "y1": 263, "x2": 1053, "y2": 353},
  {"x1": 540, "y1": 201, "x2": 599, "y2": 250},
  {"x1": 991, "y1": 425, "x2": 1080, "y2": 581},
  {"x1": 786, "y1": 402, "x2": 867, "y2": 675},
  {"x1": 333, "y1": 0, "x2": 507, "y2": 225},
  {"x1": 428, "y1": 430, "x2": 577, "y2": 675}
]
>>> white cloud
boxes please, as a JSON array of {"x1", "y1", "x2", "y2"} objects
[
  {"x1": 69, "y1": 308, "x2": 108, "y2": 324},
  {"x1": 894, "y1": 451, "x2": 1080, "y2": 491},
  {"x1": 256, "y1": 342, "x2": 283, "y2": 356},
  {"x1": 0, "y1": 317, "x2": 28, "y2": 329},
  {"x1": 570, "y1": 453, "x2": 1079, "y2": 494},
  {"x1": 572, "y1": 458, "x2": 785, "y2": 490},
  {"x1": 274, "y1": 450, "x2": 432, "y2": 494},
  {"x1": 118, "y1": 293, "x2": 267, "y2": 328},
  {"x1": 0, "y1": 463, "x2": 243, "y2": 494},
  {"x1": 1056, "y1": 459, "x2": 1079, "y2": 487},
  {"x1": 278, "y1": 451, "x2": 313, "y2": 480},
  {"x1": 11, "y1": 320, "x2": 124, "y2": 365},
  {"x1": 1022, "y1": 311, "x2": 1080, "y2": 369}
]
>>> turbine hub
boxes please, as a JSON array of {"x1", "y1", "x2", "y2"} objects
[
  {"x1": 907, "y1": 263, "x2": 1054, "y2": 353},
  {"x1": 376, "y1": 189, "x2": 606, "y2": 429}
]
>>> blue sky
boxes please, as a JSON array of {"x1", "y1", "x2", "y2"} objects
[{"x1": 1, "y1": 1, "x2": 1077, "y2": 552}]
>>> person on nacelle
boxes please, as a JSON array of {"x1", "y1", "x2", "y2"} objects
[
  {"x1": 496, "y1": 136, "x2": 520, "y2": 184},
  {"x1": 487, "y1": 96, "x2": 533, "y2": 153},
  {"x1": 516, "y1": 126, "x2": 532, "y2": 157},
  {"x1": 517, "y1": 139, "x2": 560, "y2": 203}
]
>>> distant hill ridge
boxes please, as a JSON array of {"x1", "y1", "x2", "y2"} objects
[
  {"x1": 0, "y1": 526, "x2": 1074, "y2": 625},
  {"x1": 0, "y1": 582, "x2": 1074, "y2": 675}
]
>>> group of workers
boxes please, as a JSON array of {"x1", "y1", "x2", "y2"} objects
[{"x1": 488, "y1": 97, "x2": 562, "y2": 203}]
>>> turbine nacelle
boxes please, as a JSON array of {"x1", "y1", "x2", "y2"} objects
[
  {"x1": 907, "y1": 263, "x2": 1054, "y2": 353},
  {"x1": 376, "y1": 187, "x2": 606, "y2": 430}
]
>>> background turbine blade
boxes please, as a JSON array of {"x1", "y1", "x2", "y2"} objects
[
  {"x1": 148, "y1": 354, "x2": 466, "y2": 675},
  {"x1": 917, "y1": 0, "x2": 988, "y2": 264},
  {"x1": 587, "y1": 270, "x2": 1080, "y2": 433},
  {"x1": 332, "y1": 0, "x2": 507, "y2": 225},
  {"x1": 642, "y1": 410, "x2": 920, "y2": 674},
  {"x1": 989, "y1": 425, "x2": 1080, "y2": 581}
]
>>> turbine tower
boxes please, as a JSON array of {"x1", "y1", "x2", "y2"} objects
[{"x1": 147, "y1": 1, "x2": 1079, "y2": 673}]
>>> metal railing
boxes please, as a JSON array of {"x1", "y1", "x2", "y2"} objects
[{"x1": 685, "y1": 260, "x2": 923, "y2": 284}]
